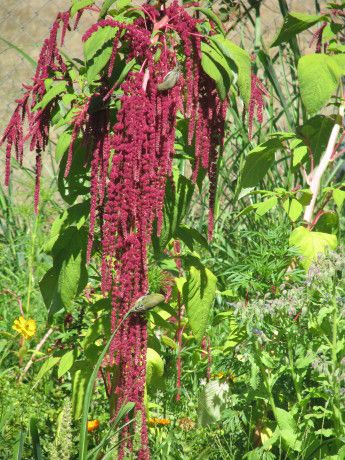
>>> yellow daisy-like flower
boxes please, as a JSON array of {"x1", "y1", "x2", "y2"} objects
[
  {"x1": 12, "y1": 316, "x2": 36, "y2": 339},
  {"x1": 87, "y1": 420, "x2": 100, "y2": 432},
  {"x1": 148, "y1": 417, "x2": 170, "y2": 426}
]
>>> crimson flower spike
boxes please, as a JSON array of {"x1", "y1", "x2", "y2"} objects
[{"x1": 248, "y1": 72, "x2": 269, "y2": 141}]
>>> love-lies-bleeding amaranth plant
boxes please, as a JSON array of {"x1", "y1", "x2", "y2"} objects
[{"x1": 0, "y1": 1, "x2": 251, "y2": 457}]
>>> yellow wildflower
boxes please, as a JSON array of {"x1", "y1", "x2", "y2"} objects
[
  {"x1": 87, "y1": 420, "x2": 100, "y2": 432},
  {"x1": 12, "y1": 316, "x2": 36, "y2": 339},
  {"x1": 148, "y1": 417, "x2": 170, "y2": 426}
]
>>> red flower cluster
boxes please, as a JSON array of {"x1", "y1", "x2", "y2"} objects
[
  {"x1": 248, "y1": 72, "x2": 269, "y2": 141},
  {"x1": 1, "y1": 2, "x2": 228, "y2": 458}
]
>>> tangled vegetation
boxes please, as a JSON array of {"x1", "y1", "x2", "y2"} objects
[{"x1": 0, "y1": 0, "x2": 344, "y2": 459}]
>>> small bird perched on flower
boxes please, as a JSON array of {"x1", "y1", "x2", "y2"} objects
[
  {"x1": 157, "y1": 64, "x2": 181, "y2": 91},
  {"x1": 130, "y1": 293, "x2": 165, "y2": 314}
]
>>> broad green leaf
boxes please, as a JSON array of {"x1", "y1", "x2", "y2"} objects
[
  {"x1": 55, "y1": 131, "x2": 72, "y2": 162},
  {"x1": 255, "y1": 196, "x2": 278, "y2": 217},
  {"x1": 271, "y1": 12, "x2": 327, "y2": 47},
  {"x1": 295, "y1": 353, "x2": 315, "y2": 369},
  {"x1": 238, "y1": 138, "x2": 282, "y2": 189},
  {"x1": 292, "y1": 145, "x2": 308, "y2": 167},
  {"x1": 198, "y1": 380, "x2": 229, "y2": 426},
  {"x1": 183, "y1": 264, "x2": 217, "y2": 343},
  {"x1": 175, "y1": 225, "x2": 209, "y2": 252},
  {"x1": 34, "y1": 356, "x2": 60, "y2": 385},
  {"x1": 146, "y1": 348, "x2": 164, "y2": 389},
  {"x1": 71, "y1": 0, "x2": 94, "y2": 17},
  {"x1": 210, "y1": 35, "x2": 251, "y2": 105},
  {"x1": 333, "y1": 189, "x2": 345, "y2": 208},
  {"x1": 275, "y1": 407, "x2": 302, "y2": 451},
  {"x1": 297, "y1": 115, "x2": 334, "y2": 166},
  {"x1": 83, "y1": 315, "x2": 110, "y2": 349},
  {"x1": 58, "y1": 349, "x2": 77, "y2": 378},
  {"x1": 99, "y1": 0, "x2": 121, "y2": 18},
  {"x1": 161, "y1": 335, "x2": 177, "y2": 350},
  {"x1": 39, "y1": 267, "x2": 61, "y2": 316},
  {"x1": 289, "y1": 226, "x2": 337, "y2": 269},
  {"x1": 43, "y1": 201, "x2": 89, "y2": 253},
  {"x1": 298, "y1": 54, "x2": 343, "y2": 114},
  {"x1": 58, "y1": 246, "x2": 87, "y2": 308},
  {"x1": 41, "y1": 227, "x2": 88, "y2": 319},
  {"x1": 72, "y1": 360, "x2": 93, "y2": 419},
  {"x1": 58, "y1": 139, "x2": 90, "y2": 204},
  {"x1": 84, "y1": 26, "x2": 118, "y2": 61},
  {"x1": 314, "y1": 212, "x2": 339, "y2": 234},
  {"x1": 87, "y1": 46, "x2": 113, "y2": 83},
  {"x1": 283, "y1": 198, "x2": 303, "y2": 222},
  {"x1": 201, "y1": 42, "x2": 232, "y2": 101},
  {"x1": 33, "y1": 82, "x2": 68, "y2": 111}
]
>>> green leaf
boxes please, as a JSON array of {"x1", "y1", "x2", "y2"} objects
[
  {"x1": 201, "y1": 42, "x2": 232, "y2": 101},
  {"x1": 72, "y1": 360, "x2": 93, "y2": 420},
  {"x1": 58, "y1": 139, "x2": 90, "y2": 204},
  {"x1": 34, "y1": 356, "x2": 60, "y2": 385},
  {"x1": 58, "y1": 349, "x2": 77, "y2": 378},
  {"x1": 198, "y1": 380, "x2": 229, "y2": 426},
  {"x1": 271, "y1": 12, "x2": 327, "y2": 47},
  {"x1": 71, "y1": 0, "x2": 94, "y2": 17},
  {"x1": 183, "y1": 263, "x2": 217, "y2": 343},
  {"x1": 87, "y1": 47, "x2": 113, "y2": 84},
  {"x1": 333, "y1": 188, "x2": 345, "y2": 208},
  {"x1": 33, "y1": 82, "x2": 68, "y2": 111},
  {"x1": 297, "y1": 115, "x2": 334, "y2": 166},
  {"x1": 295, "y1": 353, "x2": 315, "y2": 369},
  {"x1": 283, "y1": 198, "x2": 303, "y2": 222},
  {"x1": 292, "y1": 143, "x2": 308, "y2": 167},
  {"x1": 56, "y1": 131, "x2": 72, "y2": 162},
  {"x1": 210, "y1": 35, "x2": 251, "y2": 105},
  {"x1": 175, "y1": 225, "x2": 209, "y2": 252},
  {"x1": 298, "y1": 54, "x2": 343, "y2": 114},
  {"x1": 237, "y1": 139, "x2": 282, "y2": 189},
  {"x1": 194, "y1": 7, "x2": 225, "y2": 35},
  {"x1": 146, "y1": 348, "x2": 164, "y2": 389},
  {"x1": 314, "y1": 212, "x2": 339, "y2": 234},
  {"x1": 40, "y1": 227, "x2": 88, "y2": 320},
  {"x1": 275, "y1": 407, "x2": 302, "y2": 451},
  {"x1": 255, "y1": 196, "x2": 278, "y2": 217},
  {"x1": 289, "y1": 226, "x2": 337, "y2": 269},
  {"x1": 99, "y1": 0, "x2": 119, "y2": 18},
  {"x1": 58, "y1": 243, "x2": 87, "y2": 308},
  {"x1": 84, "y1": 26, "x2": 118, "y2": 61}
]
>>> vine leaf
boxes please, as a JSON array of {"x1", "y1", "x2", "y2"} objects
[
  {"x1": 183, "y1": 260, "x2": 217, "y2": 343},
  {"x1": 289, "y1": 226, "x2": 337, "y2": 269},
  {"x1": 271, "y1": 12, "x2": 327, "y2": 47},
  {"x1": 298, "y1": 54, "x2": 344, "y2": 114},
  {"x1": 237, "y1": 138, "x2": 282, "y2": 190}
]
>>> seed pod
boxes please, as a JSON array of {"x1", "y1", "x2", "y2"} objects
[
  {"x1": 157, "y1": 66, "x2": 181, "y2": 91},
  {"x1": 130, "y1": 293, "x2": 165, "y2": 314}
]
